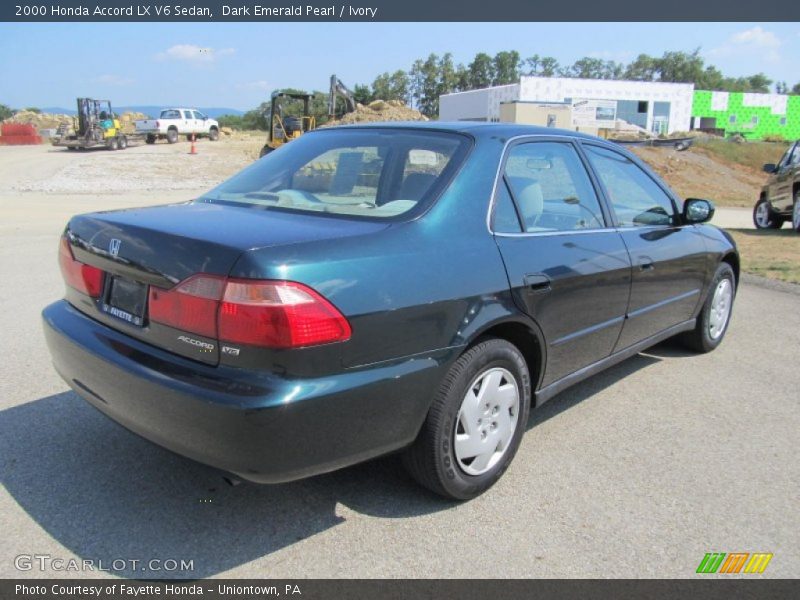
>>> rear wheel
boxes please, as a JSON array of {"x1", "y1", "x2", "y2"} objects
[
  {"x1": 107, "y1": 137, "x2": 119, "y2": 151},
  {"x1": 402, "y1": 338, "x2": 530, "y2": 500},
  {"x1": 680, "y1": 262, "x2": 735, "y2": 353},
  {"x1": 117, "y1": 135, "x2": 128, "y2": 150},
  {"x1": 792, "y1": 192, "x2": 800, "y2": 233},
  {"x1": 753, "y1": 197, "x2": 782, "y2": 229},
  {"x1": 166, "y1": 129, "x2": 178, "y2": 144},
  {"x1": 145, "y1": 135, "x2": 156, "y2": 144}
]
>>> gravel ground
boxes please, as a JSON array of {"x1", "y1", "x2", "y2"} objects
[
  {"x1": 2, "y1": 136, "x2": 262, "y2": 195},
  {"x1": 0, "y1": 142, "x2": 798, "y2": 579}
]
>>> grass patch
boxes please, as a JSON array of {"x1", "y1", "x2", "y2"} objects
[
  {"x1": 695, "y1": 139, "x2": 790, "y2": 172},
  {"x1": 727, "y1": 228, "x2": 800, "y2": 284}
]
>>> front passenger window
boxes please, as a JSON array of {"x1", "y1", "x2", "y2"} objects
[{"x1": 584, "y1": 145, "x2": 677, "y2": 227}]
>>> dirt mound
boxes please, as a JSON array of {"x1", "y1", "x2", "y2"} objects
[
  {"x1": 632, "y1": 146, "x2": 766, "y2": 208},
  {"x1": 3, "y1": 110, "x2": 146, "y2": 134},
  {"x1": 4, "y1": 110, "x2": 72, "y2": 130},
  {"x1": 323, "y1": 99, "x2": 428, "y2": 126}
]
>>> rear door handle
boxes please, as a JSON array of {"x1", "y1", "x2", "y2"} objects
[
  {"x1": 639, "y1": 258, "x2": 655, "y2": 271},
  {"x1": 524, "y1": 274, "x2": 551, "y2": 293}
]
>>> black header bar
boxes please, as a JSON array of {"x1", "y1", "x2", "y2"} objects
[{"x1": 3, "y1": 0, "x2": 800, "y2": 22}]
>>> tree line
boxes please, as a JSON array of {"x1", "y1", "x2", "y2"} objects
[{"x1": 354, "y1": 49, "x2": 800, "y2": 117}]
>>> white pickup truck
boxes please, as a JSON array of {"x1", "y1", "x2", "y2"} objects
[{"x1": 135, "y1": 108, "x2": 220, "y2": 144}]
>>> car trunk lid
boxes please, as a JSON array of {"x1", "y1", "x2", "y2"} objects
[{"x1": 64, "y1": 201, "x2": 387, "y2": 365}]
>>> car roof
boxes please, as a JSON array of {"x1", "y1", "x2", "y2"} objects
[{"x1": 320, "y1": 120, "x2": 602, "y2": 142}]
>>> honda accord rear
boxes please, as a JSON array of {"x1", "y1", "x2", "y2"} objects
[{"x1": 43, "y1": 126, "x2": 482, "y2": 486}]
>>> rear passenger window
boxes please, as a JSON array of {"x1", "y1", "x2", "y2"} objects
[
  {"x1": 492, "y1": 180, "x2": 522, "y2": 233},
  {"x1": 502, "y1": 142, "x2": 605, "y2": 232},
  {"x1": 584, "y1": 145, "x2": 677, "y2": 227}
]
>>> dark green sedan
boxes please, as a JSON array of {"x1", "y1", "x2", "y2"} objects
[{"x1": 43, "y1": 123, "x2": 738, "y2": 500}]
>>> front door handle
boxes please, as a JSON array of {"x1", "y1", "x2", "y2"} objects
[
  {"x1": 524, "y1": 273, "x2": 551, "y2": 293},
  {"x1": 639, "y1": 258, "x2": 655, "y2": 271}
]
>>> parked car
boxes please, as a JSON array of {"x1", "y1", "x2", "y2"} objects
[
  {"x1": 135, "y1": 108, "x2": 220, "y2": 144},
  {"x1": 753, "y1": 139, "x2": 800, "y2": 232},
  {"x1": 42, "y1": 124, "x2": 738, "y2": 500}
]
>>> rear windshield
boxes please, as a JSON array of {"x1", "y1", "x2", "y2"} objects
[{"x1": 199, "y1": 128, "x2": 470, "y2": 219}]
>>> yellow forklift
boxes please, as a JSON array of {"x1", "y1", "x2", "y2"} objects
[
  {"x1": 53, "y1": 98, "x2": 129, "y2": 151},
  {"x1": 258, "y1": 91, "x2": 316, "y2": 158}
]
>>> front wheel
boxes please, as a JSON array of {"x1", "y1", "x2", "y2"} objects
[
  {"x1": 117, "y1": 135, "x2": 128, "y2": 150},
  {"x1": 680, "y1": 262, "x2": 736, "y2": 353},
  {"x1": 106, "y1": 137, "x2": 119, "y2": 151},
  {"x1": 166, "y1": 129, "x2": 178, "y2": 144},
  {"x1": 753, "y1": 197, "x2": 782, "y2": 229},
  {"x1": 402, "y1": 338, "x2": 531, "y2": 500},
  {"x1": 208, "y1": 127, "x2": 219, "y2": 141},
  {"x1": 792, "y1": 192, "x2": 800, "y2": 233}
]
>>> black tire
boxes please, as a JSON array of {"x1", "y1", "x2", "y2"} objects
[
  {"x1": 146, "y1": 135, "x2": 156, "y2": 145},
  {"x1": 402, "y1": 338, "x2": 531, "y2": 500},
  {"x1": 107, "y1": 137, "x2": 119, "y2": 151},
  {"x1": 166, "y1": 128, "x2": 178, "y2": 144},
  {"x1": 208, "y1": 127, "x2": 219, "y2": 141},
  {"x1": 753, "y1": 197, "x2": 782, "y2": 229},
  {"x1": 792, "y1": 192, "x2": 800, "y2": 233},
  {"x1": 117, "y1": 135, "x2": 127, "y2": 150},
  {"x1": 680, "y1": 262, "x2": 736, "y2": 353},
  {"x1": 259, "y1": 145, "x2": 273, "y2": 158}
]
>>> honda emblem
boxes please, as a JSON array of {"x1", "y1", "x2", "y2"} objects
[{"x1": 109, "y1": 238, "x2": 121, "y2": 257}]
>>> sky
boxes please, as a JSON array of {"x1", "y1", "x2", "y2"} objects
[{"x1": 1, "y1": 22, "x2": 798, "y2": 111}]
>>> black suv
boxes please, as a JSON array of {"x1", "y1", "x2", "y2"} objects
[{"x1": 753, "y1": 140, "x2": 800, "y2": 232}]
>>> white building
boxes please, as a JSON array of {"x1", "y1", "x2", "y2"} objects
[{"x1": 439, "y1": 76, "x2": 695, "y2": 135}]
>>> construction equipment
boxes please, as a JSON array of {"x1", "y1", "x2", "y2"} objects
[
  {"x1": 328, "y1": 74, "x2": 357, "y2": 120},
  {"x1": 258, "y1": 91, "x2": 317, "y2": 158},
  {"x1": 53, "y1": 98, "x2": 130, "y2": 151},
  {"x1": 258, "y1": 75, "x2": 359, "y2": 159}
]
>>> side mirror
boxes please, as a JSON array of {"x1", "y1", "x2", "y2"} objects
[
  {"x1": 762, "y1": 163, "x2": 777, "y2": 173},
  {"x1": 683, "y1": 198, "x2": 715, "y2": 224}
]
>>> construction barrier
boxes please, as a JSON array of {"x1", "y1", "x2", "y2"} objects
[{"x1": 0, "y1": 123, "x2": 43, "y2": 145}]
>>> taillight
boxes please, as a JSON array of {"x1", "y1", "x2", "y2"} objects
[
  {"x1": 148, "y1": 274, "x2": 224, "y2": 338},
  {"x1": 58, "y1": 236, "x2": 104, "y2": 297},
  {"x1": 148, "y1": 276, "x2": 351, "y2": 349},
  {"x1": 219, "y1": 279, "x2": 351, "y2": 348}
]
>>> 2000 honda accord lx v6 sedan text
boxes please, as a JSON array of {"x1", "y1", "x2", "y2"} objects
[{"x1": 43, "y1": 124, "x2": 738, "y2": 500}]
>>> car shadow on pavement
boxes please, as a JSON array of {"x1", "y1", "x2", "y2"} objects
[
  {"x1": 527, "y1": 349, "x2": 665, "y2": 430},
  {"x1": 0, "y1": 391, "x2": 450, "y2": 579}
]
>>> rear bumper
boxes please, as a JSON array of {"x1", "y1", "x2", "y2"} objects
[{"x1": 42, "y1": 300, "x2": 450, "y2": 483}]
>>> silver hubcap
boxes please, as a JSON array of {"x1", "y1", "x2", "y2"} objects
[
  {"x1": 454, "y1": 367, "x2": 520, "y2": 476},
  {"x1": 755, "y1": 202, "x2": 770, "y2": 228},
  {"x1": 708, "y1": 278, "x2": 733, "y2": 340},
  {"x1": 793, "y1": 201, "x2": 800, "y2": 231}
]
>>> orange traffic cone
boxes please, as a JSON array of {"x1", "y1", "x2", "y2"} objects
[{"x1": 190, "y1": 133, "x2": 197, "y2": 155}]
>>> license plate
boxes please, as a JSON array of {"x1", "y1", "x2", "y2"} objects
[{"x1": 102, "y1": 276, "x2": 147, "y2": 326}]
